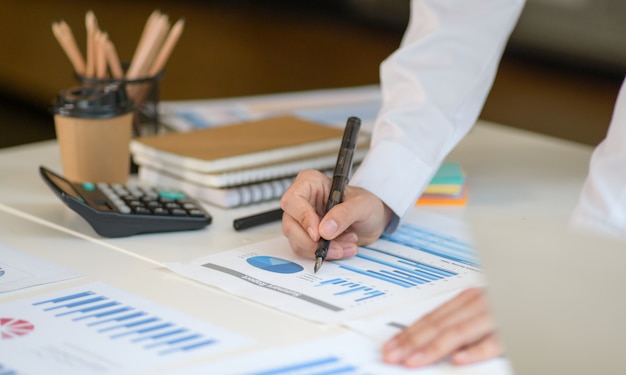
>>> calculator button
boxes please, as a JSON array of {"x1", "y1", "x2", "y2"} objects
[
  {"x1": 164, "y1": 202, "x2": 181, "y2": 209},
  {"x1": 134, "y1": 207, "x2": 151, "y2": 215},
  {"x1": 170, "y1": 208, "x2": 187, "y2": 216},
  {"x1": 128, "y1": 200, "x2": 145, "y2": 208},
  {"x1": 188, "y1": 209, "x2": 206, "y2": 217},
  {"x1": 146, "y1": 201, "x2": 161, "y2": 208},
  {"x1": 81, "y1": 182, "x2": 96, "y2": 191},
  {"x1": 159, "y1": 191, "x2": 187, "y2": 200},
  {"x1": 152, "y1": 207, "x2": 169, "y2": 215}
]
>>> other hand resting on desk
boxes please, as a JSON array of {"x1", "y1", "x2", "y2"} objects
[{"x1": 280, "y1": 169, "x2": 502, "y2": 368}]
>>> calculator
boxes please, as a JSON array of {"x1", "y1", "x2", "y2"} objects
[{"x1": 39, "y1": 166, "x2": 212, "y2": 238}]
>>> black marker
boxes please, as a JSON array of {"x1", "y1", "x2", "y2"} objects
[
  {"x1": 314, "y1": 116, "x2": 361, "y2": 273},
  {"x1": 233, "y1": 208, "x2": 283, "y2": 231}
]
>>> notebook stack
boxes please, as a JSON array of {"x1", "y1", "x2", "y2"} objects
[{"x1": 130, "y1": 115, "x2": 370, "y2": 208}]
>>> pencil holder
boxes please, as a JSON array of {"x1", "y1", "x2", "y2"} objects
[{"x1": 76, "y1": 69, "x2": 163, "y2": 137}]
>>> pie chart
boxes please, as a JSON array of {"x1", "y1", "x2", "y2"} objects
[
  {"x1": 0, "y1": 318, "x2": 34, "y2": 339},
  {"x1": 246, "y1": 256, "x2": 303, "y2": 274}
]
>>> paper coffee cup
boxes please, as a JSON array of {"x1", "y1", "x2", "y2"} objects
[{"x1": 53, "y1": 84, "x2": 135, "y2": 183}]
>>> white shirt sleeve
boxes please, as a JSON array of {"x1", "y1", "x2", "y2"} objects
[
  {"x1": 570, "y1": 77, "x2": 626, "y2": 240},
  {"x1": 350, "y1": 0, "x2": 525, "y2": 228}
]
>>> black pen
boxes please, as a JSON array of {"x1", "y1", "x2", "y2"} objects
[
  {"x1": 314, "y1": 116, "x2": 361, "y2": 273},
  {"x1": 233, "y1": 208, "x2": 284, "y2": 231}
]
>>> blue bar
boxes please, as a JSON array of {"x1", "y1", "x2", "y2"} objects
[
  {"x1": 381, "y1": 225, "x2": 478, "y2": 266},
  {"x1": 33, "y1": 291, "x2": 95, "y2": 305},
  {"x1": 158, "y1": 339, "x2": 217, "y2": 355},
  {"x1": 75, "y1": 306, "x2": 133, "y2": 321},
  {"x1": 366, "y1": 270, "x2": 418, "y2": 287},
  {"x1": 110, "y1": 322, "x2": 173, "y2": 339},
  {"x1": 354, "y1": 252, "x2": 441, "y2": 280},
  {"x1": 338, "y1": 264, "x2": 414, "y2": 288},
  {"x1": 397, "y1": 260, "x2": 457, "y2": 277},
  {"x1": 145, "y1": 333, "x2": 201, "y2": 349},
  {"x1": 136, "y1": 328, "x2": 188, "y2": 343},
  {"x1": 243, "y1": 356, "x2": 341, "y2": 375},
  {"x1": 362, "y1": 247, "x2": 457, "y2": 277},
  {"x1": 99, "y1": 316, "x2": 157, "y2": 332},
  {"x1": 93, "y1": 312, "x2": 147, "y2": 328},
  {"x1": 56, "y1": 301, "x2": 119, "y2": 317},
  {"x1": 390, "y1": 268, "x2": 436, "y2": 282},
  {"x1": 334, "y1": 286, "x2": 368, "y2": 296},
  {"x1": 163, "y1": 333, "x2": 201, "y2": 346},
  {"x1": 355, "y1": 291, "x2": 385, "y2": 302},
  {"x1": 380, "y1": 270, "x2": 429, "y2": 284},
  {"x1": 318, "y1": 278, "x2": 344, "y2": 286},
  {"x1": 43, "y1": 296, "x2": 107, "y2": 311}
]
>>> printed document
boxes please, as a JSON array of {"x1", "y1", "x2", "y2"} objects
[
  {"x1": 167, "y1": 210, "x2": 485, "y2": 324},
  {"x1": 0, "y1": 282, "x2": 253, "y2": 375},
  {"x1": 0, "y1": 243, "x2": 82, "y2": 293}
]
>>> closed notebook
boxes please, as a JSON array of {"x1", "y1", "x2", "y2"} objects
[{"x1": 130, "y1": 115, "x2": 369, "y2": 174}]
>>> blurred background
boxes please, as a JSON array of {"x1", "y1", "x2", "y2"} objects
[{"x1": 0, "y1": 0, "x2": 624, "y2": 148}]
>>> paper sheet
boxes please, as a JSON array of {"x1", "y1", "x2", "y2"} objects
[
  {"x1": 167, "y1": 210, "x2": 485, "y2": 324},
  {"x1": 0, "y1": 243, "x2": 83, "y2": 293},
  {"x1": 159, "y1": 85, "x2": 381, "y2": 132},
  {"x1": 168, "y1": 330, "x2": 512, "y2": 375},
  {"x1": 0, "y1": 282, "x2": 253, "y2": 375}
]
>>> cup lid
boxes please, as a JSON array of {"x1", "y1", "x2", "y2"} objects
[{"x1": 53, "y1": 83, "x2": 135, "y2": 118}]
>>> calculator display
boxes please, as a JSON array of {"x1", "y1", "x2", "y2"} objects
[{"x1": 43, "y1": 169, "x2": 84, "y2": 201}]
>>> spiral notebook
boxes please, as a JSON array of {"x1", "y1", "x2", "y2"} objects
[
  {"x1": 138, "y1": 162, "x2": 464, "y2": 209},
  {"x1": 137, "y1": 165, "x2": 328, "y2": 208}
]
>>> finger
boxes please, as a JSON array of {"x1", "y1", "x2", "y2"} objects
[
  {"x1": 401, "y1": 302, "x2": 497, "y2": 368},
  {"x1": 382, "y1": 288, "x2": 491, "y2": 366},
  {"x1": 318, "y1": 186, "x2": 387, "y2": 243},
  {"x1": 384, "y1": 288, "x2": 483, "y2": 353},
  {"x1": 280, "y1": 170, "x2": 330, "y2": 241},
  {"x1": 450, "y1": 334, "x2": 502, "y2": 365},
  {"x1": 282, "y1": 211, "x2": 318, "y2": 259},
  {"x1": 324, "y1": 231, "x2": 359, "y2": 260}
]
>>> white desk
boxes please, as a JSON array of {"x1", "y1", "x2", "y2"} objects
[{"x1": 0, "y1": 115, "x2": 595, "y2": 374}]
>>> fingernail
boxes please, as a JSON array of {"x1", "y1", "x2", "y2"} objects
[
  {"x1": 342, "y1": 244, "x2": 357, "y2": 258},
  {"x1": 405, "y1": 352, "x2": 425, "y2": 368},
  {"x1": 321, "y1": 219, "x2": 338, "y2": 237},
  {"x1": 307, "y1": 227, "x2": 317, "y2": 241},
  {"x1": 343, "y1": 232, "x2": 358, "y2": 243},
  {"x1": 326, "y1": 243, "x2": 343, "y2": 259},
  {"x1": 384, "y1": 347, "x2": 406, "y2": 364},
  {"x1": 452, "y1": 350, "x2": 470, "y2": 363}
]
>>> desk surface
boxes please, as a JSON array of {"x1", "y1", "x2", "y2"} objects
[{"x1": 0, "y1": 117, "x2": 594, "y2": 374}]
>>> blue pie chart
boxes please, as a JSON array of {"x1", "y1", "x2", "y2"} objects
[{"x1": 246, "y1": 256, "x2": 303, "y2": 274}]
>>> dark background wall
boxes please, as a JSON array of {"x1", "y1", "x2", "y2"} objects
[{"x1": 0, "y1": 0, "x2": 623, "y2": 149}]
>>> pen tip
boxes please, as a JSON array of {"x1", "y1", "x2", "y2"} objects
[{"x1": 314, "y1": 257, "x2": 322, "y2": 273}]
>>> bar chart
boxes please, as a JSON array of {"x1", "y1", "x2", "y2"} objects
[
  {"x1": 0, "y1": 282, "x2": 252, "y2": 375},
  {"x1": 381, "y1": 223, "x2": 478, "y2": 267},
  {"x1": 33, "y1": 289, "x2": 218, "y2": 356}
]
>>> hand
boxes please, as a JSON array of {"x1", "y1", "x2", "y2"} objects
[
  {"x1": 382, "y1": 287, "x2": 502, "y2": 368},
  {"x1": 280, "y1": 169, "x2": 394, "y2": 260}
]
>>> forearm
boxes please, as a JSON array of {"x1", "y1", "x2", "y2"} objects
[{"x1": 351, "y1": 0, "x2": 525, "y2": 226}]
